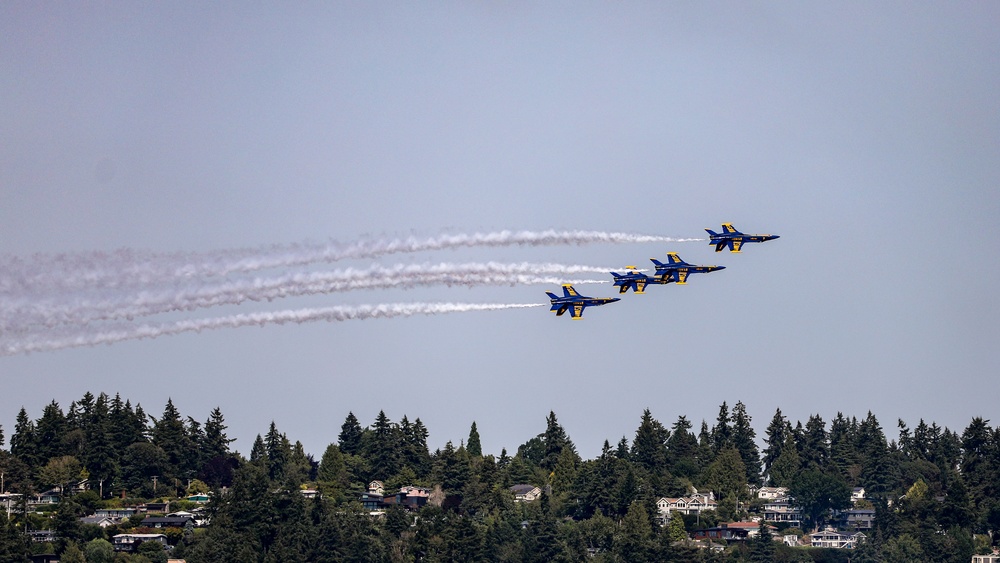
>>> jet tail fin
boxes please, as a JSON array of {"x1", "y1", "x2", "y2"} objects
[
  {"x1": 545, "y1": 291, "x2": 559, "y2": 300},
  {"x1": 650, "y1": 258, "x2": 665, "y2": 267}
]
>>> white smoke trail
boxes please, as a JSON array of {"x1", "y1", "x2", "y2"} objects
[
  {"x1": 1, "y1": 262, "x2": 612, "y2": 332},
  {"x1": 0, "y1": 230, "x2": 701, "y2": 294},
  {"x1": 0, "y1": 302, "x2": 545, "y2": 356}
]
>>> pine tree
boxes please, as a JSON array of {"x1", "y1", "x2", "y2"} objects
[
  {"x1": 541, "y1": 411, "x2": 576, "y2": 470},
  {"x1": 732, "y1": 401, "x2": 761, "y2": 486},
  {"x1": 203, "y1": 407, "x2": 235, "y2": 461},
  {"x1": 800, "y1": 414, "x2": 828, "y2": 471},
  {"x1": 10, "y1": 407, "x2": 38, "y2": 467},
  {"x1": 711, "y1": 402, "x2": 732, "y2": 454},
  {"x1": 250, "y1": 434, "x2": 266, "y2": 464},
  {"x1": 83, "y1": 393, "x2": 115, "y2": 497},
  {"x1": 748, "y1": 521, "x2": 775, "y2": 562},
  {"x1": 264, "y1": 422, "x2": 289, "y2": 482},
  {"x1": 666, "y1": 415, "x2": 698, "y2": 479},
  {"x1": 762, "y1": 408, "x2": 789, "y2": 481},
  {"x1": 467, "y1": 421, "x2": 482, "y2": 457},
  {"x1": 338, "y1": 412, "x2": 363, "y2": 456},
  {"x1": 36, "y1": 400, "x2": 67, "y2": 462},
  {"x1": 151, "y1": 398, "x2": 192, "y2": 480},
  {"x1": 631, "y1": 409, "x2": 669, "y2": 475}
]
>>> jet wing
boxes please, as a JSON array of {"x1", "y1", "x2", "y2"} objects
[
  {"x1": 732, "y1": 239, "x2": 744, "y2": 253},
  {"x1": 676, "y1": 270, "x2": 689, "y2": 284},
  {"x1": 570, "y1": 304, "x2": 584, "y2": 319},
  {"x1": 634, "y1": 279, "x2": 646, "y2": 294}
]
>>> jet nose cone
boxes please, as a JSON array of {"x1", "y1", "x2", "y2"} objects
[
  {"x1": 770, "y1": 235, "x2": 780, "y2": 240},
  {"x1": 717, "y1": 265, "x2": 726, "y2": 270},
  {"x1": 610, "y1": 298, "x2": 621, "y2": 303}
]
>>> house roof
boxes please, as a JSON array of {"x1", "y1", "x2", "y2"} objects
[{"x1": 510, "y1": 484, "x2": 539, "y2": 494}]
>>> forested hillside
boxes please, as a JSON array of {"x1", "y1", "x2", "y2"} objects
[{"x1": 0, "y1": 393, "x2": 997, "y2": 562}]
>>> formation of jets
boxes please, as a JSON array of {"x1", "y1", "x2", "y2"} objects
[{"x1": 549, "y1": 223, "x2": 778, "y2": 319}]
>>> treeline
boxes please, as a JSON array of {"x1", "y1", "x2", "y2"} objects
[{"x1": 0, "y1": 394, "x2": 999, "y2": 562}]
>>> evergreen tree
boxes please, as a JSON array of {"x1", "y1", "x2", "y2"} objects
[
  {"x1": 0, "y1": 512, "x2": 29, "y2": 563},
  {"x1": 800, "y1": 414, "x2": 828, "y2": 471},
  {"x1": 748, "y1": 521, "x2": 775, "y2": 563},
  {"x1": 35, "y1": 400, "x2": 67, "y2": 462},
  {"x1": 364, "y1": 410, "x2": 402, "y2": 480},
  {"x1": 960, "y1": 416, "x2": 993, "y2": 509},
  {"x1": 710, "y1": 402, "x2": 732, "y2": 454},
  {"x1": 829, "y1": 412, "x2": 860, "y2": 481},
  {"x1": 10, "y1": 408, "x2": 38, "y2": 468},
  {"x1": 264, "y1": 422, "x2": 290, "y2": 482},
  {"x1": 703, "y1": 447, "x2": 747, "y2": 503},
  {"x1": 82, "y1": 393, "x2": 115, "y2": 497},
  {"x1": 614, "y1": 501, "x2": 655, "y2": 562},
  {"x1": 769, "y1": 433, "x2": 801, "y2": 487},
  {"x1": 631, "y1": 409, "x2": 669, "y2": 476},
  {"x1": 338, "y1": 412, "x2": 363, "y2": 456},
  {"x1": 150, "y1": 398, "x2": 192, "y2": 480},
  {"x1": 467, "y1": 421, "x2": 482, "y2": 457},
  {"x1": 731, "y1": 401, "x2": 761, "y2": 486},
  {"x1": 249, "y1": 434, "x2": 266, "y2": 464},
  {"x1": 762, "y1": 408, "x2": 789, "y2": 481},
  {"x1": 666, "y1": 415, "x2": 699, "y2": 479},
  {"x1": 203, "y1": 407, "x2": 235, "y2": 461},
  {"x1": 541, "y1": 411, "x2": 576, "y2": 471}
]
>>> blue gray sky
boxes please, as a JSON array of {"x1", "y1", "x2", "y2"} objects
[{"x1": 2, "y1": 3, "x2": 998, "y2": 459}]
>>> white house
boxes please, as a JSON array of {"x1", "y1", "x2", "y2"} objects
[
  {"x1": 656, "y1": 491, "x2": 717, "y2": 520},
  {"x1": 756, "y1": 487, "x2": 789, "y2": 500},
  {"x1": 510, "y1": 484, "x2": 541, "y2": 502},
  {"x1": 810, "y1": 529, "x2": 866, "y2": 549}
]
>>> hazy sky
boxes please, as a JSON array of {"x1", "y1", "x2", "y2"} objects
[{"x1": 2, "y1": 3, "x2": 998, "y2": 460}]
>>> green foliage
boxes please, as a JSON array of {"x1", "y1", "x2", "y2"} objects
[
  {"x1": 9, "y1": 394, "x2": 1000, "y2": 563},
  {"x1": 84, "y1": 538, "x2": 115, "y2": 563}
]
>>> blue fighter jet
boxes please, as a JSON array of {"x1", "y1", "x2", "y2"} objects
[
  {"x1": 705, "y1": 223, "x2": 780, "y2": 253},
  {"x1": 649, "y1": 252, "x2": 725, "y2": 284},
  {"x1": 610, "y1": 266, "x2": 669, "y2": 294},
  {"x1": 545, "y1": 284, "x2": 620, "y2": 319}
]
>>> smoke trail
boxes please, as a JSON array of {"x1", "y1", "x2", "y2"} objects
[
  {"x1": 1, "y1": 262, "x2": 612, "y2": 332},
  {"x1": 1, "y1": 230, "x2": 701, "y2": 294},
  {"x1": 0, "y1": 302, "x2": 545, "y2": 356}
]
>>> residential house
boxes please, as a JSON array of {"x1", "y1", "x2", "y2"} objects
[
  {"x1": 28, "y1": 530, "x2": 57, "y2": 543},
  {"x1": 141, "y1": 515, "x2": 195, "y2": 530},
  {"x1": 763, "y1": 499, "x2": 802, "y2": 528},
  {"x1": 972, "y1": 554, "x2": 1000, "y2": 563},
  {"x1": 96, "y1": 508, "x2": 137, "y2": 520},
  {"x1": 141, "y1": 502, "x2": 170, "y2": 513},
  {"x1": 851, "y1": 487, "x2": 866, "y2": 503},
  {"x1": 300, "y1": 489, "x2": 320, "y2": 499},
  {"x1": 113, "y1": 533, "x2": 168, "y2": 552},
  {"x1": 810, "y1": 528, "x2": 866, "y2": 549},
  {"x1": 720, "y1": 521, "x2": 778, "y2": 539},
  {"x1": 510, "y1": 484, "x2": 541, "y2": 502},
  {"x1": 368, "y1": 481, "x2": 385, "y2": 496},
  {"x1": 80, "y1": 515, "x2": 117, "y2": 528},
  {"x1": 756, "y1": 487, "x2": 789, "y2": 500},
  {"x1": 31, "y1": 489, "x2": 61, "y2": 506},
  {"x1": 359, "y1": 491, "x2": 384, "y2": 512},
  {"x1": 186, "y1": 493, "x2": 211, "y2": 503},
  {"x1": 383, "y1": 486, "x2": 431, "y2": 511},
  {"x1": 656, "y1": 491, "x2": 718, "y2": 522},
  {"x1": 834, "y1": 508, "x2": 875, "y2": 530},
  {"x1": 692, "y1": 525, "x2": 750, "y2": 543}
]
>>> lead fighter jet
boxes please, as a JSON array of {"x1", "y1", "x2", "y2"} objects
[
  {"x1": 545, "y1": 284, "x2": 620, "y2": 319},
  {"x1": 705, "y1": 223, "x2": 779, "y2": 253}
]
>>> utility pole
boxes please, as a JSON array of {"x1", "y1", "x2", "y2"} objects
[{"x1": 152, "y1": 476, "x2": 158, "y2": 496}]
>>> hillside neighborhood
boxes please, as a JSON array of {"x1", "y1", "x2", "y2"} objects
[{"x1": 1, "y1": 394, "x2": 999, "y2": 562}]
